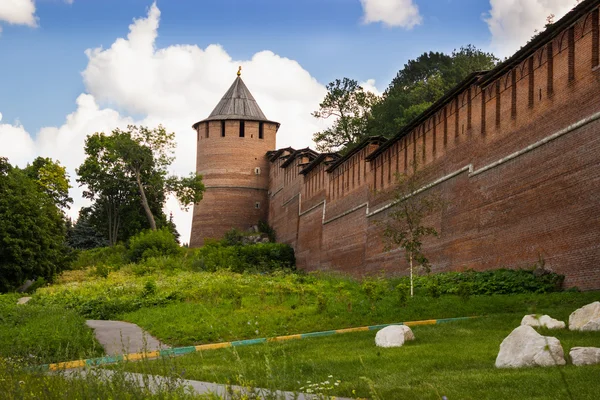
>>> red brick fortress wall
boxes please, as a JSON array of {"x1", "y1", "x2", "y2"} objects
[{"x1": 268, "y1": 2, "x2": 600, "y2": 290}]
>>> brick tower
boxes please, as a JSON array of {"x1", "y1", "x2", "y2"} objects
[{"x1": 190, "y1": 68, "x2": 279, "y2": 246}]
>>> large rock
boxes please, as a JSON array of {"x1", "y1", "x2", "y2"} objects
[
  {"x1": 521, "y1": 314, "x2": 566, "y2": 329},
  {"x1": 570, "y1": 347, "x2": 600, "y2": 366},
  {"x1": 375, "y1": 325, "x2": 415, "y2": 348},
  {"x1": 495, "y1": 325, "x2": 566, "y2": 368},
  {"x1": 569, "y1": 302, "x2": 600, "y2": 331}
]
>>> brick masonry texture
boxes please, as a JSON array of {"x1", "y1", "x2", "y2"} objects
[{"x1": 193, "y1": 1, "x2": 600, "y2": 290}]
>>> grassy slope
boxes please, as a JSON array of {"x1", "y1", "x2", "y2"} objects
[
  {"x1": 0, "y1": 294, "x2": 102, "y2": 364},
  {"x1": 119, "y1": 311, "x2": 600, "y2": 399},
  {"x1": 121, "y1": 291, "x2": 600, "y2": 346}
]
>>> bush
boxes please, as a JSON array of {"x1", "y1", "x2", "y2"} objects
[
  {"x1": 71, "y1": 245, "x2": 127, "y2": 270},
  {"x1": 394, "y1": 268, "x2": 564, "y2": 296},
  {"x1": 128, "y1": 229, "x2": 181, "y2": 263},
  {"x1": 222, "y1": 228, "x2": 247, "y2": 246},
  {"x1": 194, "y1": 242, "x2": 295, "y2": 273}
]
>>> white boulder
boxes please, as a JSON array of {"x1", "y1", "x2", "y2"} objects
[
  {"x1": 375, "y1": 325, "x2": 415, "y2": 348},
  {"x1": 570, "y1": 347, "x2": 600, "y2": 366},
  {"x1": 495, "y1": 325, "x2": 566, "y2": 368},
  {"x1": 569, "y1": 302, "x2": 600, "y2": 331},
  {"x1": 521, "y1": 314, "x2": 566, "y2": 329}
]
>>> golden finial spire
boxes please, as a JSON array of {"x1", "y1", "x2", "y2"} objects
[{"x1": 237, "y1": 66, "x2": 242, "y2": 77}]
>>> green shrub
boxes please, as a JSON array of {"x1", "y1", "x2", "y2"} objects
[
  {"x1": 222, "y1": 228, "x2": 247, "y2": 246},
  {"x1": 457, "y1": 281, "x2": 472, "y2": 301},
  {"x1": 362, "y1": 278, "x2": 388, "y2": 304},
  {"x1": 394, "y1": 268, "x2": 564, "y2": 296},
  {"x1": 128, "y1": 229, "x2": 181, "y2": 263},
  {"x1": 426, "y1": 279, "x2": 441, "y2": 298},
  {"x1": 194, "y1": 242, "x2": 295, "y2": 273},
  {"x1": 258, "y1": 220, "x2": 277, "y2": 242},
  {"x1": 72, "y1": 245, "x2": 127, "y2": 269},
  {"x1": 396, "y1": 283, "x2": 409, "y2": 306},
  {"x1": 91, "y1": 264, "x2": 110, "y2": 279}
]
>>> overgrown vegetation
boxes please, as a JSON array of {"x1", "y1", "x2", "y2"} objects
[
  {"x1": 28, "y1": 241, "x2": 570, "y2": 346},
  {"x1": 196, "y1": 241, "x2": 295, "y2": 273}
]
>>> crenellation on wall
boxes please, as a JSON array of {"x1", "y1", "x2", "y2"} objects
[{"x1": 260, "y1": 1, "x2": 600, "y2": 289}]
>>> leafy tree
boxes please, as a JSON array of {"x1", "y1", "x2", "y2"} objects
[
  {"x1": 24, "y1": 157, "x2": 73, "y2": 209},
  {"x1": 370, "y1": 45, "x2": 499, "y2": 138},
  {"x1": 77, "y1": 125, "x2": 204, "y2": 244},
  {"x1": 382, "y1": 163, "x2": 443, "y2": 297},
  {"x1": 0, "y1": 158, "x2": 71, "y2": 292},
  {"x1": 312, "y1": 78, "x2": 380, "y2": 153}
]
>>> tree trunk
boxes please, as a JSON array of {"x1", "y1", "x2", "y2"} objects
[
  {"x1": 409, "y1": 251, "x2": 414, "y2": 297},
  {"x1": 135, "y1": 170, "x2": 157, "y2": 230}
]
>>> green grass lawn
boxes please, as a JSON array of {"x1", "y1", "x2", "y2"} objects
[
  {"x1": 0, "y1": 294, "x2": 102, "y2": 364},
  {"x1": 120, "y1": 291, "x2": 599, "y2": 347},
  {"x1": 116, "y1": 312, "x2": 600, "y2": 399}
]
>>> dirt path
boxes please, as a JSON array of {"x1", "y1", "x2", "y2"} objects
[{"x1": 86, "y1": 320, "x2": 170, "y2": 355}]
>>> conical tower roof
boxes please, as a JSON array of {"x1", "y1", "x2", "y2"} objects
[{"x1": 193, "y1": 73, "x2": 279, "y2": 129}]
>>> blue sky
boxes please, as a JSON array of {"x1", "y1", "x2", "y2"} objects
[
  {"x1": 1, "y1": 0, "x2": 496, "y2": 135},
  {"x1": 0, "y1": 0, "x2": 575, "y2": 240}
]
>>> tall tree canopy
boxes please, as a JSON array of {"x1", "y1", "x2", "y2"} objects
[
  {"x1": 24, "y1": 157, "x2": 73, "y2": 209},
  {"x1": 0, "y1": 157, "x2": 71, "y2": 292},
  {"x1": 77, "y1": 125, "x2": 205, "y2": 245},
  {"x1": 312, "y1": 78, "x2": 380, "y2": 153},
  {"x1": 369, "y1": 45, "x2": 499, "y2": 138}
]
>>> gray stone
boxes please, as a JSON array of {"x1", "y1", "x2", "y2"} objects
[
  {"x1": 375, "y1": 325, "x2": 414, "y2": 348},
  {"x1": 17, "y1": 279, "x2": 34, "y2": 293},
  {"x1": 570, "y1": 347, "x2": 600, "y2": 366},
  {"x1": 569, "y1": 302, "x2": 600, "y2": 331},
  {"x1": 16, "y1": 297, "x2": 32, "y2": 305},
  {"x1": 520, "y1": 314, "x2": 566, "y2": 329},
  {"x1": 495, "y1": 325, "x2": 565, "y2": 368}
]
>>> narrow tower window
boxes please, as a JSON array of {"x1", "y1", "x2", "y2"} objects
[
  {"x1": 221, "y1": 120, "x2": 225, "y2": 137},
  {"x1": 239, "y1": 121, "x2": 245, "y2": 137},
  {"x1": 259, "y1": 122, "x2": 264, "y2": 139}
]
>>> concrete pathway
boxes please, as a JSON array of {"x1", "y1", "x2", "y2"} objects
[
  {"x1": 86, "y1": 320, "x2": 170, "y2": 355},
  {"x1": 61, "y1": 369, "x2": 352, "y2": 400}
]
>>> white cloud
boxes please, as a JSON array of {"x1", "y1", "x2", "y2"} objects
[
  {"x1": 484, "y1": 0, "x2": 576, "y2": 58},
  {"x1": 0, "y1": 0, "x2": 37, "y2": 27},
  {"x1": 360, "y1": 0, "x2": 422, "y2": 29},
  {"x1": 360, "y1": 79, "x2": 382, "y2": 96},
  {"x1": 1, "y1": 2, "x2": 353, "y2": 243},
  {"x1": 0, "y1": 120, "x2": 36, "y2": 164}
]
